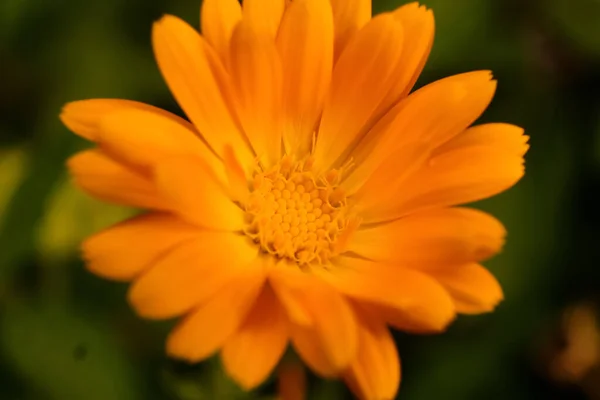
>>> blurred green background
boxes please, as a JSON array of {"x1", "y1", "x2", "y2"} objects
[{"x1": 1, "y1": 0, "x2": 600, "y2": 398}]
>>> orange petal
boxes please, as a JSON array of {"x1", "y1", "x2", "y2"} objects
[
  {"x1": 312, "y1": 14, "x2": 404, "y2": 172},
  {"x1": 60, "y1": 99, "x2": 194, "y2": 142},
  {"x1": 344, "y1": 308, "x2": 400, "y2": 400},
  {"x1": 349, "y1": 208, "x2": 506, "y2": 267},
  {"x1": 153, "y1": 156, "x2": 244, "y2": 231},
  {"x1": 201, "y1": 0, "x2": 242, "y2": 66},
  {"x1": 345, "y1": 71, "x2": 497, "y2": 208},
  {"x1": 97, "y1": 108, "x2": 223, "y2": 177},
  {"x1": 270, "y1": 264, "x2": 358, "y2": 375},
  {"x1": 242, "y1": 0, "x2": 285, "y2": 38},
  {"x1": 223, "y1": 145, "x2": 250, "y2": 204},
  {"x1": 82, "y1": 213, "x2": 198, "y2": 281},
  {"x1": 152, "y1": 15, "x2": 254, "y2": 167},
  {"x1": 433, "y1": 123, "x2": 529, "y2": 157},
  {"x1": 383, "y1": 3, "x2": 434, "y2": 106},
  {"x1": 67, "y1": 150, "x2": 168, "y2": 209},
  {"x1": 377, "y1": 139, "x2": 526, "y2": 221},
  {"x1": 166, "y1": 264, "x2": 266, "y2": 362},
  {"x1": 221, "y1": 285, "x2": 289, "y2": 390},
  {"x1": 128, "y1": 232, "x2": 258, "y2": 319},
  {"x1": 321, "y1": 257, "x2": 456, "y2": 333},
  {"x1": 329, "y1": 0, "x2": 371, "y2": 59},
  {"x1": 276, "y1": 0, "x2": 334, "y2": 156},
  {"x1": 343, "y1": 4, "x2": 434, "y2": 157},
  {"x1": 289, "y1": 324, "x2": 338, "y2": 377},
  {"x1": 429, "y1": 263, "x2": 504, "y2": 314},
  {"x1": 230, "y1": 20, "x2": 283, "y2": 166}
]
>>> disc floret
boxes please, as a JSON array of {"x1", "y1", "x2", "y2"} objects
[{"x1": 245, "y1": 156, "x2": 356, "y2": 265}]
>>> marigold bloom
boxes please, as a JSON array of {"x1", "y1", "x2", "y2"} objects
[{"x1": 61, "y1": 0, "x2": 528, "y2": 398}]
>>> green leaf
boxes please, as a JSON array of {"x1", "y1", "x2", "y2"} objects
[
  {"x1": 1, "y1": 300, "x2": 143, "y2": 400},
  {"x1": 36, "y1": 176, "x2": 135, "y2": 265},
  {"x1": 0, "y1": 147, "x2": 28, "y2": 225}
]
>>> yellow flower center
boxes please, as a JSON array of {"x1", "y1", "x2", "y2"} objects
[{"x1": 244, "y1": 156, "x2": 354, "y2": 265}]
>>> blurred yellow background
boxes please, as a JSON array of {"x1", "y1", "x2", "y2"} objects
[{"x1": 1, "y1": 0, "x2": 600, "y2": 398}]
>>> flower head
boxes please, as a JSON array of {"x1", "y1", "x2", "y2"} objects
[{"x1": 61, "y1": 0, "x2": 528, "y2": 398}]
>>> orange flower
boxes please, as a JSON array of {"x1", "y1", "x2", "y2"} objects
[{"x1": 61, "y1": 0, "x2": 528, "y2": 398}]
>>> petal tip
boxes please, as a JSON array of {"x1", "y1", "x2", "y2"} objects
[
  {"x1": 223, "y1": 365, "x2": 263, "y2": 391},
  {"x1": 153, "y1": 14, "x2": 188, "y2": 36},
  {"x1": 155, "y1": 14, "x2": 175, "y2": 25},
  {"x1": 165, "y1": 335, "x2": 192, "y2": 362},
  {"x1": 60, "y1": 101, "x2": 96, "y2": 140},
  {"x1": 127, "y1": 286, "x2": 172, "y2": 321},
  {"x1": 474, "y1": 283, "x2": 505, "y2": 314}
]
